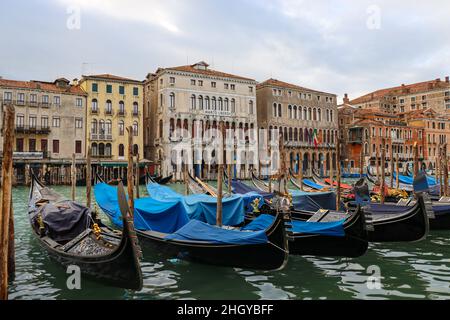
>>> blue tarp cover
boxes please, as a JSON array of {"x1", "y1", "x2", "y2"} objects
[
  {"x1": 146, "y1": 183, "x2": 247, "y2": 226},
  {"x1": 393, "y1": 172, "x2": 436, "y2": 186},
  {"x1": 94, "y1": 183, "x2": 189, "y2": 233},
  {"x1": 164, "y1": 219, "x2": 268, "y2": 244},
  {"x1": 242, "y1": 214, "x2": 345, "y2": 237},
  {"x1": 290, "y1": 190, "x2": 339, "y2": 211},
  {"x1": 302, "y1": 179, "x2": 325, "y2": 190}
]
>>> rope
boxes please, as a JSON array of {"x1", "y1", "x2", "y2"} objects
[{"x1": 268, "y1": 240, "x2": 289, "y2": 254}]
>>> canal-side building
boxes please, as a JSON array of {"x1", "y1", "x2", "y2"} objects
[
  {"x1": 0, "y1": 77, "x2": 87, "y2": 184},
  {"x1": 144, "y1": 61, "x2": 258, "y2": 180},
  {"x1": 79, "y1": 74, "x2": 144, "y2": 166},
  {"x1": 256, "y1": 78, "x2": 339, "y2": 177},
  {"x1": 349, "y1": 76, "x2": 450, "y2": 114},
  {"x1": 338, "y1": 100, "x2": 425, "y2": 173}
]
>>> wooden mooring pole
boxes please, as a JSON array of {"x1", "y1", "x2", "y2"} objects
[
  {"x1": 127, "y1": 127, "x2": 134, "y2": 216},
  {"x1": 227, "y1": 164, "x2": 232, "y2": 194},
  {"x1": 380, "y1": 139, "x2": 386, "y2": 204},
  {"x1": 444, "y1": 144, "x2": 449, "y2": 197},
  {"x1": 413, "y1": 142, "x2": 419, "y2": 180},
  {"x1": 71, "y1": 153, "x2": 76, "y2": 201},
  {"x1": 216, "y1": 122, "x2": 224, "y2": 227},
  {"x1": 135, "y1": 153, "x2": 140, "y2": 199},
  {"x1": 86, "y1": 147, "x2": 92, "y2": 208},
  {"x1": 360, "y1": 147, "x2": 364, "y2": 178},
  {"x1": 336, "y1": 139, "x2": 341, "y2": 210},
  {"x1": 1, "y1": 104, "x2": 15, "y2": 300}
]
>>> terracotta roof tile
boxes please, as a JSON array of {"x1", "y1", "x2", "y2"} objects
[
  {"x1": 257, "y1": 78, "x2": 335, "y2": 96},
  {"x1": 161, "y1": 63, "x2": 255, "y2": 82},
  {"x1": 83, "y1": 74, "x2": 143, "y2": 83},
  {"x1": 0, "y1": 78, "x2": 86, "y2": 95},
  {"x1": 350, "y1": 78, "x2": 450, "y2": 105}
]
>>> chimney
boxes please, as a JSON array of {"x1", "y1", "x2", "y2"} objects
[
  {"x1": 436, "y1": 78, "x2": 441, "y2": 83},
  {"x1": 446, "y1": 76, "x2": 449, "y2": 83},
  {"x1": 72, "y1": 78, "x2": 79, "y2": 86},
  {"x1": 343, "y1": 93, "x2": 350, "y2": 104}
]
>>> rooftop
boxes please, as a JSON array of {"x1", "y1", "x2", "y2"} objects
[
  {"x1": 0, "y1": 78, "x2": 86, "y2": 95},
  {"x1": 257, "y1": 78, "x2": 336, "y2": 96},
  {"x1": 82, "y1": 74, "x2": 143, "y2": 83},
  {"x1": 159, "y1": 61, "x2": 255, "y2": 82}
]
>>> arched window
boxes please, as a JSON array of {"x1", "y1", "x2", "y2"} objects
[
  {"x1": 118, "y1": 144, "x2": 125, "y2": 157},
  {"x1": 91, "y1": 119, "x2": 97, "y2": 134},
  {"x1": 133, "y1": 144, "x2": 139, "y2": 156},
  {"x1": 288, "y1": 105, "x2": 292, "y2": 118},
  {"x1": 294, "y1": 128, "x2": 298, "y2": 141},
  {"x1": 169, "y1": 92, "x2": 175, "y2": 109},
  {"x1": 326, "y1": 109, "x2": 330, "y2": 122},
  {"x1": 293, "y1": 106, "x2": 297, "y2": 119},
  {"x1": 278, "y1": 104, "x2": 282, "y2": 117},
  {"x1": 313, "y1": 108, "x2": 317, "y2": 121},
  {"x1": 105, "y1": 143, "x2": 112, "y2": 156},
  {"x1": 289, "y1": 127, "x2": 293, "y2": 141},
  {"x1": 273, "y1": 103, "x2": 277, "y2": 117},
  {"x1": 119, "y1": 101, "x2": 125, "y2": 115},
  {"x1": 299, "y1": 128, "x2": 303, "y2": 141},
  {"x1": 133, "y1": 102, "x2": 139, "y2": 115},
  {"x1": 198, "y1": 96, "x2": 204, "y2": 110},
  {"x1": 303, "y1": 107, "x2": 307, "y2": 120},
  {"x1": 106, "y1": 100, "x2": 112, "y2": 113},
  {"x1": 118, "y1": 120, "x2": 124, "y2": 136},
  {"x1": 212, "y1": 97, "x2": 217, "y2": 110},
  {"x1": 191, "y1": 95, "x2": 196, "y2": 110},
  {"x1": 99, "y1": 120, "x2": 105, "y2": 134},
  {"x1": 224, "y1": 98, "x2": 229, "y2": 112},
  {"x1": 98, "y1": 143, "x2": 105, "y2": 156},
  {"x1": 218, "y1": 97, "x2": 223, "y2": 111},
  {"x1": 231, "y1": 99, "x2": 236, "y2": 113},
  {"x1": 318, "y1": 108, "x2": 322, "y2": 121},
  {"x1": 91, "y1": 143, "x2": 98, "y2": 156},
  {"x1": 133, "y1": 121, "x2": 139, "y2": 136},
  {"x1": 91, "y1": 99, "x2": 98, "y2": 112},
  {"x1": 106, "y1": 120, "x2": 112, "y2": 135},
  {"x1": 249, "y1": 100, "x2": 254, "y2": 114},
  {"x1": 330, "y1": 110, "x2": 334, "y2": 122},
  {"x1": 205, "y1": 96, "x2": 210, "y2": 110},
  {"x1": 159, "y1": 119, "x2": 163, "y2": 138},
  {"x1": 308, "y1": 107, "x2": 312, "y2": 120}
]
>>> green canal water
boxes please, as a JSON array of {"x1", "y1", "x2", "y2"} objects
[{"x1": 7, "y1": 182, "x2": 450, "y2": 300}]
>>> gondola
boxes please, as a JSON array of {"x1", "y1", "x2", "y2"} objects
[
  {"x1": 96, "y1": 182, "x2": 290, "y2": 270},
  {"x1": 28, "y1": 173, "x2": 143, "y2": 290},
  {"x1": 311, "y1": 169, "x2": 352, "y2": 189},
  {"x1": 186, "y1": 171, "x2": 207, "y2": 195},
  {"x1": 366, "y1": 166, "x2": 414, "y2": 192},
  {"x1": 289, "y1": 168, "x2": 324, "y2": 191},
  {"x1": 288, "y1": 205, "x2": 369, "y2": 257},
  {"x1": 251, "y1": 171, "x2": 289, "y2": 194}
]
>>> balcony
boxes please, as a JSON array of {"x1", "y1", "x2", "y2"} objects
[
  {"x1": 90, "y1": 109, "x2": 99, "y2": 115},
  {"x1": 105, "y1": 109, "x2": 114, "y2": 116},
  {"x1": 15, "y1": 125, "x2": 51, "y2": 134},
  {"x1": 92, "y1": 154, "x2": 113, "y2": 159},
  {"x1": 90, "y1": 133, "x2": 113, "y2": 141},
  {"x1": 8, "y1": 151, "x2": 50, "y2": 160},
  {"x1": 40, "y1": 102, "x2": 51, "y2": 108},
  {"x1": 348, "y1": 136, "x2": 363, "y2": 144},
  {"x1": 132, "y1": 111, "x2": 141, "y2": 117},
  {"x1": 117, "y1": 110, "x2": 126, "y2": 117}
]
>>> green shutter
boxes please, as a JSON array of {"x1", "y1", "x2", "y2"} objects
[
  {"x1": 92, "y1": 83, "x2": 98, "y2": 92},
  {"x1": 107, "y1": 85, "x2": 112, "y2": 93},
  {"x1": 119, "y1": 86, "x2": 125, "y2": 95},
  {"x1": 133, "y1": 87, "x2": 139, "y2": 96}
]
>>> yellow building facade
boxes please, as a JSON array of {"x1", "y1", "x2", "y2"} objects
[{"x1": 79, "y1": 74, "x2": 144, "y2": 163}]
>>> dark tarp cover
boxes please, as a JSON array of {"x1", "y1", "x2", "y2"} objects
[
  {"x1": 242, "y1": 214, "x2": 345, "y2": 237},
  {"x1": 35, "y1": 200, "x2": 91, "y2": 242},
  {"x1": 368, "y1": 202, "x2": 450, "y2": 217},
  {"x1": 231, "y1": 180, "x2": 273, "y2": 200},
  {"x1": 164, "y1": 220, "x2": 268, "y2": 244},
  {"x1": 290, "y1": 191, "x2": 340, "y2": 211},
  {"x1": 94, "y1": 183, "x2": 189, "y2": 233}
]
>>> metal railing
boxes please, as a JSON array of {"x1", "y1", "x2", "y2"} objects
[
  {"x1": 14, "y1": 125, "x2": 51, "y2": 134},
  {"x1": 90, "y1": 133, "x2": 113, "y2": 141}
]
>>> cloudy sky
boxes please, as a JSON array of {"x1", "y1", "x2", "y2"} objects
[{"x1": 1, "y1": 0, "x2": 449, "y2": 102}]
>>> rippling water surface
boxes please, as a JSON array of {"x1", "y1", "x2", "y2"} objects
[{"x1": 7, "y1": 183, "x2": 450, "y2": 300}]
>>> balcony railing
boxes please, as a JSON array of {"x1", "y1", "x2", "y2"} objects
[
  {"x1": 132, "y1": 111, "x2": 141, "y2": 117},
  {"x1": 105, "y1": 109, "x2": 114, "y2": 116},
  {"x1": 90, "y1": 109, "x2": 99, "y2": 115},
  {"x1": 15, "y1": 125, "x2": 51, "y2": 134},
  {"x1": 118, "y1": 110, "x2": 126, "y2": 117},
  {"x1": 92, "y1": 154, "x2": 113, "y2": 159},
  {"x1": 90, "y1": 133, "x2": 113, "y2": 141}
]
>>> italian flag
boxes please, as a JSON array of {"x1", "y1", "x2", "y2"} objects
[{"x1": 313, "y1": 129, "x2": 319, "y2": 148}]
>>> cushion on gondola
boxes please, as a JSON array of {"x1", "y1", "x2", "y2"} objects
[
  {"x1": 38, "y1": 200, "x2": 91, "y2": 242},
  {"x1": 164, "y1": 220, "x2": 268, "y2": 244},
  {"x1": 302, "y1": 179, "x2": 325, "y2": 190},
  {"x1": 242, "y1": 214, "x2": 346, "y2": 237}
]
